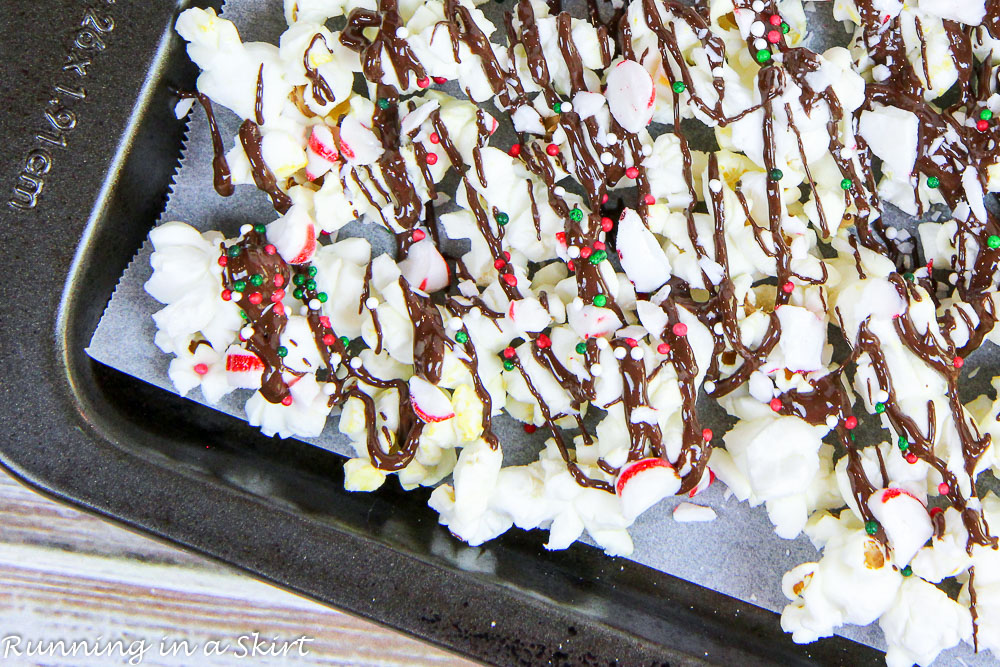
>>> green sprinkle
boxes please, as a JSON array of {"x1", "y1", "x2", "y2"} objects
[
  {"x1": 850, "y1": 432, "x2": 856, "y2": 441},
  {"x1": 982, "y1": 109, "x2": 994, "y2": 121},
  {"x1": 340, "y1": 336, "x2": 350, "y2": 347},
  {"x1": 455, "y1": 331, "x2": 469, "y2": 344},
  {"x1": 240, "y1": 310, "x2": 248, "y2": 320},
  {"x1": 865, "y1": 520, "x2": 878, "y2": 536},
  {"x1": 575, "y1": 342, "x2": 587, "y2": 355},
  {"x1": 927, "y1": 175, "x2": 940, "y2": 189},
  {"x1": 988, "y1": 235, "x2": 1000, "y2": 249},
  {"x1": 495, "y1": 212, "x2": 509, "y2": 226},
  {"x1": 553, "y1": 102, "x2": 562, "y2": 113},
  {"x1": 901, "y1": 565, "x2": 913, "y2": 577},
  {"x1": 254, "y1": 224, "x2": 267, "y2": 234},
  {"x1": 593, "y1": 294, "x2": 608, "y2": 307},
  {"x1": 308, "y1": 265, "x2": 318, "y2": 277},
  {"x1": 589, "y1": 250, "x2": 607, "y2": 265},
  {"x1": 840, "y1": 178, "x2": 853, "y2": 190},
  {"x1": 376, "y1": 98, "x2": 391, "y2": 110},
  {"x1": 249, "y1": 274, "x2": 264, "y2": 287},
  {"x1": 317, "y1": 292, "x2": 328, "y2": 303},
  {"x1": 569, "y1": 208, "x2": 584, "y2": 223},
  {"x1": 898, "y1": 436, "x2": 909, "y2": 451},
  {"x1": 904, "y1": 272, "x2": 915, "y2": 282},
  {"x1": 503, "y1": 360, "x2": 515, "y2": 371},
  {"x1": 293, "y1": 288, "x2": 304, "y2": 300},
  {"x1": 780, "y1": 22, "x2": 790, "y2": 34},
  {"x1": 769, "y1": 168, "x2": 783, "y2": 181},
  {"x1": 875, "y1": 402, "x2": 886, "y2": 414},
  {"x1": 755, "y1": 49, "x2": 772, "y2": 64},
  {"x1": 305, "y1": 279, "x2": 317, "y2": 291},
  {"x1": 293, "y1": 274, "x2": 306, "y2": 286},
  {"x1": 671, "y1": 81, "x2": 686, "y2": 94},
  {"x1": 228, "y1": 245, "x2": 242, "y2": 257},
  {"x1": 276, "y1": 346, "x2": 288, "y2": 358},
  {"x1": 233, "y1": 280, "x2": 247, "y2": 292}
]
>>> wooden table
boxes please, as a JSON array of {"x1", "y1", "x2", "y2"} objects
[{"x1": 0, "y1": 471, "x2": 473, "y2": 665}]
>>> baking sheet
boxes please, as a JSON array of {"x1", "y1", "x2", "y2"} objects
[{"x1": 86, "y1": 0, "x2": 993, "y2": 661}]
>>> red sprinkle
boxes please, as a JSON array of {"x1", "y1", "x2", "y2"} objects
[
  {"x1": 417, "y1": 76, "x2": 431, "y2": 89},
  {"x1": 767, "y1": 30, "x2": 781, "y2": 43},
  {"x1": 643, "y1": 194, "x2": 655, "y2": 205},
  {"x1": 844, "y1": 415, "x2": 858, "y2": 429},
  {"x1": 938, "y1": 483, "x2": 950, "y2": 494},
  {"x1": 580, "y1": 247, "x2": 593, "y2": 259},
  {"x1": 426, "y1": 152, "x2": 439, "y2": 165},
  {"x1": 429, "y1": 132, "x2": 440, "y2": 144},
  {"x1": 769, "y1": 398, "x2": 783, "y2": 412},
  {"x1": 546, "y1": 143, "x2": 560, "y2": 156},
  {"x1": 769, "y1": 14, "x2": 782, "y2": 26},
  {"x1": 221, "y1": 290, "x2": 232, "y2": 301},
  {"x1": 413, "y1": 229, "x2": 427, "y2": 242},
  {"x1": 905, "y1": 452, "x2": 919, "y2": 464},
  {"x1": 271, "y1": 289, "x2": 285, "y2": 302},
  {"x1": 273, "y1": 275, "x2": 285, "y2": 288},
  {"x1": 953, "y1": 356, "x2": 964, "y2": 368},
  {"x1": 319, "y1": 316, "x2": 331, "y2": 329},
  {"x1": 702, "y1": 428, "x2": 713, "y2": 441},
  {"x1": 503, "y1": 274, "x2": 518, "y2": 287},
  {"x1": 555, "y1": 231, "x2": 567, "y2": 244},
  {"x1": 601, "y1": 217, "x2": 614, "y2": 232},
  {"x1": 494, "y1": 258, "x2": 506, "y2": 270},
  {"x1": 508, "y1": 143, "x2": 521, "y2": 157},
  {"x1": 536, "y1": 334, "x2": 552, "y2": 349},
  {"x1": 626, "y1": 337, "x2": 638, "y2": 347},
  {"x1": 601, "y1": 193, "x2": 609, "y2": 204},
  {"x1": 625, "y1": 166, "x2": 639, "y2": 179},
  {"x1": 193, "y1": 363, "x2": 209, "y2": 375},
  {"x1": 272, "y1": 302, "x2": 285, "y2": 316},
  {"x1": 594, "y1": 241, "x2": 606, "y2": 251},
  {"x1": 523, "y1": 424, "x2": 537, "y2": 434},
  {"x1": 322, "y1": 334, "x2": 336, "y2": 346},
  {"x1": 503, "y1": 346, "x2": 516, "y2": 359},
  {"x1": 977, "y1": 119, "x2": 990, "y2": 131},
  {"x1": 248, "y1": 292, "x2": 263, "y2": 305},
  {"x1": 432, "y1": 76, "x2": 447, "y2": 84},
  {"x1": 504, "y1": 251, "x2": 511, "y2": 260},
  {"x1": 657, "y1": 342, "x2": 670, "y2": 354},
  {"x1": 264, "y1": 244, "x2": 277, "y2": 255},
  {"x1": 672, "y1": 322, "x2": 688, "y2": 336},
  {"x1": 281, "y1": 395, "x2": 294, "y2": 406},
  {"x1": 782, "y1": 281, "x2": 794, "y2": 293},
  {"x1": 218, "y1": 256, "x2": 228, "y2": 267},
  {"x1": 929, "y1": 507, "x2": 944, "y2": 517},
  {"x1": 567, "y1": 260, "x2": 575, "y2": 271}
]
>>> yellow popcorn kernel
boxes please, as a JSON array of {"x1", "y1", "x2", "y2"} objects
[
  {"x1": 451, "y1": 384, "x2": 485, "y2": 442},
  {"x1": 344, "y1": 457, "x2": 387, "y2": 492}
]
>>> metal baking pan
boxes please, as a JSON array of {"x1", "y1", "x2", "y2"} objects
[{"x1": 0, "y1": 1, "x2": 882, "y2": 664}]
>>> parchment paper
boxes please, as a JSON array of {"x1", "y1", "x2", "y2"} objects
[{"x1": 86, "y1": 1, "x2": 994, "y2": 661}]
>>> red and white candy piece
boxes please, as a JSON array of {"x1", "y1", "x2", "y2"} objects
[
  {"x1": 266, "y1": 205, "x2": 316, "y2": 264},
  {"x1": 688, "y1": 468, "x2": 716, "y2": 498},
  {"x1": 224, "y1": 345, "x2": 265, "y2": 389},
  {"x1": 398, "y1": 239, "x2": 450, "y2": 293},
  {"x1": 605, "y1": 60, "x2": 655, "y2": 134},
  {"x1": 338, "y1": 116, "x2": 383, "y2": 166},
  {"x1": 568, "y1": 305, "x2": 623, "y2": 340},
  {"x1": 617, "y1": 208, "x2": 672, "y2": 292},
  {"x1": 507, "y1": 297, "x2": 551, "y2": 333},
  {"x1": 305, "y1": 125, "x2": 340, "y2": 181},
  {"x1": 868, "y1": 488, "x2": 933, "y2": 567},
  {"x1": 409, "y1": 376, "x2": 455, "y2": 423},
  {"x1": 616, "y1": 457, "x2": 682, "y2": 520}
]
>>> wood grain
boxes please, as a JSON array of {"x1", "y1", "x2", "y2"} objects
[{"x1": 0, "y1": 472, "x2": 474, "y2": 666}]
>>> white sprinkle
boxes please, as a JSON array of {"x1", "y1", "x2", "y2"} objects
[
  {"x1": 708, "y1": 178, "x2": 723, "y2": 193},
  {"x1": 750, "y1": 21, "x2": 765, "y2": 37},
  {"x1": 299, "y1": 306, "x2": 309, "y2": 316},
  {"x1": 948, "y1": 272, "x2": 959, "y2": 285},
  {"x1": 884, "y1": 227, "x2": 898, "y2": 239},
  {"x1": 641, "y1": 145, "x2": 652, "y2": 157},
  {"x1": 596, "y1": 337, "x2": 610, "y2": 350},
  {"x1": 600, "y1": 152, "x2": 614, "y2": 165},
  {"x1": 365, "y1": 297, "x2": 379, "y2": 309},
  {"x1": 605, "y1": 132, "x2": 619, "y2": 144},
  {"x1": 395, "y1": 26, "x2": 409, "y2": 38},
  {"x1": 614, "y1": 347, "x2": 627, "y2": 359},
  {"x1": 447, "y1": 317, "x2": 463, "y2": 331},
  {"x1": 630, "y1": 347, "x2": 644, "y2": 360},
  {"x1": 713, "y1": 323, "x2": 724, "y2": 334},
  {"x1": 554, "y1": 186, "x2": 566, "y2": 197},
  {"x1": 712, "y1": 66, "x2": 724, "y2": 78},
  {"x1": 561, "y1": 101, "x2": 573, "y2": 113},
  {"x1": 751, "y1": 0, "x2": 765, "y2": 11},
  {"x1": 568, "y1": 246, "x2": 581, "y2": 258},
  {"x1": 875, "y1": 390, "x2": 890, "y2": 404},
  {"x1": 350, "y1": 357, "x2": 362, "y2": 369},
  {"x1": 241, "y1": 326, "x2": 255, "y2": 339},
  {"x1": 240, "y1": 224, "x2": 253, "y2": 235},
  {"x1": 754, "y1": 38, "x2": 768, "y2": 50},
  {"x1": 231, "y1": 292, "x2": 244, "y2": 302},
  {"x1": 323, "y1": 383, "x2": 337, "y2": 395},
  {"x1": 590, "y1": 363, "x2": 603, "y2": 376},
  {"x1": 703, "y1": 380, "x2": 716, "y2": 394},
  {"x1": 826, "y1": 415, "x2": 839, "y2": 428},
  {"x1": 309, "y1": 299, "x2": 322, "y2": 310}
]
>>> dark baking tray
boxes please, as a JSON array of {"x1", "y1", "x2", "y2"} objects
[{"x1": 0, "y1": 1, "x2": 882, "y2": 664}]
